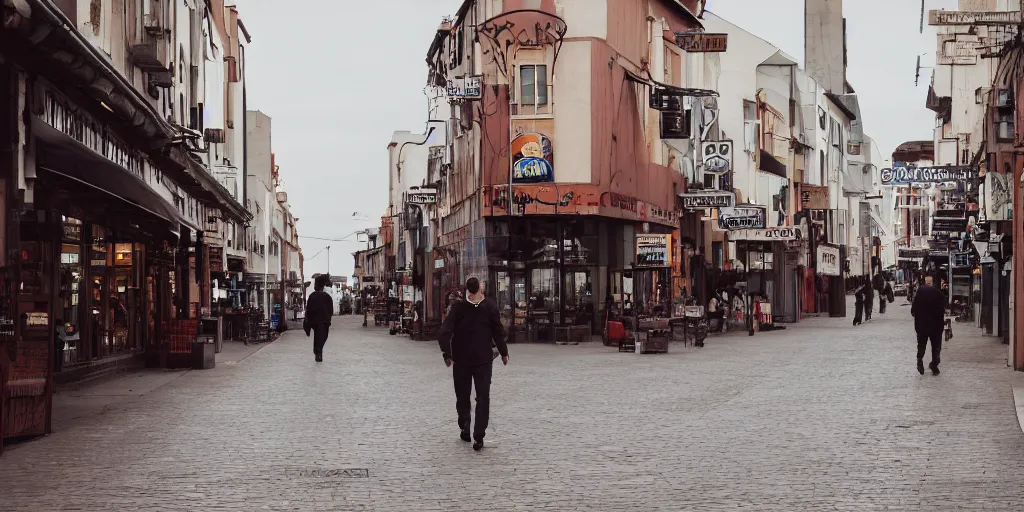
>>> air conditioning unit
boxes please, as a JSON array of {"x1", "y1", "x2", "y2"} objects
[{"x1": 204, "y1": 128, "x2": 226, "y2": 144}]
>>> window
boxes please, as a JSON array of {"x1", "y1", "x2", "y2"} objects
[{"x1": 519, "y1": 65, "x2": 548, "y2": 106}]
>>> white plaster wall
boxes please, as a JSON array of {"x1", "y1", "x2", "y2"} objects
[
  {"x1": 558, "y1": 0, "x2": 607, "y2": 40},
  {"x1": 554, "y1": 41, "x2": 592, "y2": 184},
  {"x1": 702, "y1": 12, "x2": 781, "y2": 205}
]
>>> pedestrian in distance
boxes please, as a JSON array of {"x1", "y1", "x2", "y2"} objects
[
  {"x1": 880, "y1": 279, "x2": 894, "y2": 315},
  {"x1": 912, "y1": 275, "x2": 946, "y2": 375},
  {"x1": 438, "y1": 277, "x2": 509, "y2": 451},
  {"x1": 864, "y1": 276, "x2": 875, "y2": 322},
  {"x1": 304, "y1": 275, "x2": 334, "y2": 362},
  {"x1": 853, "y1": 283, "x2": 865, "y2": 326}
]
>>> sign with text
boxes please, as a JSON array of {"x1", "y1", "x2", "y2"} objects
[
  {"x1": 816, "y1": 244, "x2": 841, "y2": 276},
  {"x1": 932, "y1": 217, "x2": 969, "y2": 232},
  {"x1": 928, "y1": 10, "x2": 1021, "y2": 26},
  {"x1": 675, "y1": 32, "x2": 728, "y2": 52},
  {"x1": 729, "y1": 226, "x2": 803, "y2": 242},
  {"x1": 407, "y1": 191, "x2": 438, "y2": 205},
  {"x1": 800, "y1": 185, "x2": 830, "y2": 210},
  {"x1": 899, "y1": 248, "x2": 929, "y2": 260},
  {"x1": 680, "y1": 190, "x2": 735, "y2": 209},
  {"x1": 636, "y1": 234, "x2": 672, "y2": 268},
  {"x1": 718, "y1": 205, "x2": 767, "y2": 230},
  {"x1": 880, "y1": 165, "x2": 977, "y2": 185},
  {"x1": 446, "y1": 75, "x2": 483, "y2": 99}
]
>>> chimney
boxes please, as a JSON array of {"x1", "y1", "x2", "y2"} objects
[{"x1": 805, "y1": 0, "x2": 846, "y2": 93}]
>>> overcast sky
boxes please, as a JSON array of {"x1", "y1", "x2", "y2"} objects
[{"x1": 236, "y1": 0, "x2": 956, "y2": 279}]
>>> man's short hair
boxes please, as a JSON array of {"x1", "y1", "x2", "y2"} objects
[
  {"x1": 924, "y1": 275, "x2": 934, "y2": 286},
  {"x1": 315, "y1": 275, "x2": 329, "y2": 290},
  {"x1": 465, "y1": 277, "x2": 480, "y2": 294}
]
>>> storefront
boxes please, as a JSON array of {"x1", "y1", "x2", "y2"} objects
[{"x1": 728, "y1": 226, "x2": 805, "y2": 329}]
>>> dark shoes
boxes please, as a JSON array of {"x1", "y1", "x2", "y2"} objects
[
  {"x1": 473, "y1": 440, "x2": 483, "y2": 451},
  {"x1": 315, "y1": 354, "x2": 323, "y2": 362},
  {"x1": 460, "y1": 427, "x2": 471, "y2": 443},
  {"x1": 917, "y1": 359, "x2": 925, "y2": 375},
  {"x1": 930, "y1": 363, "x2": 940, "y2": 376}
]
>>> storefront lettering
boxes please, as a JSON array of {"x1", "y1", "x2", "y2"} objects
[
  {"x1": 718, "y1": 205, "x2": 767, "y2": 230},
  {"x1": 880, "y1": 165, "x2": 977, "y2": 185},
  {"x1": 607, "y1": 192, "x2": 637, "y2": 213},
  {"x1": 40, "y1": 88, "x2": 145, "y2": 179},
  {"x1": 730, "y1": 227, "x2": 802, "y2": 241},
  {"x1": 816, "y1": 245, "x2": 841, "y2": 276}
]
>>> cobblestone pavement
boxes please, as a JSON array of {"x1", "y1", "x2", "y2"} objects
[{"x1": 3, "y1": 299, "x2": 1024, "y2": 511}]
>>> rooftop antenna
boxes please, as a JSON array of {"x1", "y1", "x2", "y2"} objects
[
  {"x1": 914, "y1": 54, "x2": 933, "y2": 87},
  {"x1": 919, "y1": 0, "x2": 925, "y2": 34}
]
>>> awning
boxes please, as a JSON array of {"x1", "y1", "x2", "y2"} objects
[
  {"x1": 868, "y1": 209, "x2": 891, "y2": 238},
  {"x1": 32, "y1": 116, "x2": 182, "y2": 239},
  {"x1": 625, "y1": 70, "x2": 719, "y2": 98}
]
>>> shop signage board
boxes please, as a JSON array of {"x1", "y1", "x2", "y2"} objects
[
  {"x1": 446, "y1": 75, "x2": 483, "y2": 99},
  {"x1": 680, "y1": 190, "x2": 735, "y2": 209},
  {"x1": 899, "y1": 248, "x2": 929, "y2": 259},
  {"x1": 729, "y1": 226, "x2": 803, "y2": 241},
  {"x1": 718, "y1": 205, "x2": 767, "y2": 230},
  {"x1": 816, "y1": 244, "x2": 841, "y2": 276},
  {"x1": 880, "y1": 165, "x2": 977, "y2": 185},
  {"x1": 636, "y1": 234, "x2": 672, "y2": 267},
  {"x1": 932, "y1": 217, "x2": 969, "y2": 232},
  {"x1": 407, "y1": 191, "x2": 438, "y2": 205},
  {"x1": 928, "y1": 10, "x2": 1021, "y2": 25},
  {"x1": 39, "y1": 87, "x2": 145, "y2": 178},
  {"x1": 701, "y1": 140, "x2": 733, "y2": 175},
  {"x1": 800, "y1": 185, "x2": 830, "y2": 209},
  {"x1": 675, "y1": 32, "x2": 728, "y2": 52}
]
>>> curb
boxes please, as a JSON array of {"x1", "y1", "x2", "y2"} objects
[{"x1": 1014, "y1": 386, "x2": 1024, "y2": 434}]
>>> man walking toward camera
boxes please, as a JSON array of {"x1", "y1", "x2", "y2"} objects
[
  {"x1": 438, "y1": 277, "x2": 509, "y2": 451},
  {"x1": 912, "y1": 275, "x2": 946, "y2": 375}
]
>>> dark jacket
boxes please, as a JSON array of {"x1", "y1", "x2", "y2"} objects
[
  {"x1": 305, "y1": 291, "x2": 334, "y2": 326},
  {"x1": 911, "y1": 284, "x2": 946, "y2": 334},
  {"x1": 872, "y1": 273, "x2": 885, "y2": 292},
  {"x1": 438, "y1": 296, "x2": 508, "y2": 367}
]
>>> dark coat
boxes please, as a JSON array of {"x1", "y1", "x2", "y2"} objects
[
  {"x1": 438, "y1": 297, "x2": 508, "y2": 367},
  {"x1": 911, "y1": 284, "x2": 946, "y2": 335},
  {"x1": 305, "y1": 290, "x2": 334, "y2": 326}
]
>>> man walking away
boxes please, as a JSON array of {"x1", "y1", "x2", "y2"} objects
[
  {"x1": 864, "y1": 277, "x2": 875, "y2": 322},
  {"x1": 853, "y1": 283, "x2": 865, "y2": 326},
  {"x1": 880, "y1": 279, "x2": 894, "y2": 315},
  {"x1": 305, "y1": 275, "x2": 334, "y2": 362},
  {"x1": 912, "y1": 276, "x2": 946, "y2": 375},
  {"x1": 438, "y1": 277, "x2": 509, "y2": 451}
]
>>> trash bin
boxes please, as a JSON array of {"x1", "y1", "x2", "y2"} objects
[{"x1": 200, "y1": 317, "x2": 223, "y2": 353}]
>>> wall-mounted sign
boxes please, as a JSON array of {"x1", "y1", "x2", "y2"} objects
[
  {"x1": 816, "y1": 244, "x2": 841, "y2": 276},
  {"x1": 675, "y1": 32, "x2": 728, "y2": 52},
  {"x1": 40, "y1": 88, "x2": 145, "y2": 178},
  {"x1": 729, "y1": 226, "x2": 803, "y2": 241},
  {"x1": 680, "y1": 190, "x2": 734, "y2": 209},
  {"x1": 446, "y1": 75, "x2": 483, "y2": 99},
  {"x1": 880, "y1": 165, "x2": 978, "y2": 185},
  {"x1": 985, "y1": 171, "x2": 1011, "y2": 221},
  {"x1": 511, "y1": 132, "x2": 554, "y2": 183},
  {"x1": 899, "y1": 248, "x2": 929, "y2": 260},
  {"x1": 718, "y1": 205, "x2": 767, "y2": 230},
  {"x1": 800, "y1": 185, "x2": 829, "y2": 210},
  {"x1": 701, "y1": 140, "x2": 733, "y2": 175},
  {"x1": 936, "y1": 34, "x2": 982, "y2": 65},
  {"x1": 407, "y1": 191, "x2": 438, "y2": 205},
  {"x1": 636, "y1": 234, "x2": 672, "y2": 268},
  {"x1": 928, "y1": 10, "x2": 1021, "y2": 26}
]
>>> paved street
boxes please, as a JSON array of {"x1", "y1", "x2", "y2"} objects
[{"x1": 2, "y1": 300, "x2": 1024, "y2": 511}]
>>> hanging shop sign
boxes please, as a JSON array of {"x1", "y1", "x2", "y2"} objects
[
  {"x1": 446, "y1": 75, "x2": 483, "y2": 99},
  {"x1": 729, "y1": 226, "x2": 803, "y2": 242},
  {"x1": 985, "y1": 172, "x2": 1011, "y2": 221},
  {"x1": 816, "y1": 244, "x2": 841, "y2": 276},
  {"x1": 800, "y1": 185, "x2": 830, "y2": 210},
  {"x1": 675, "y1": 32, "x2": 728, "y2": 52},
  {"x1": 511, "y1": 132, "x2": 554, "y2": 183},
  {"x1": 407, "y1": 191, "x2": 438, "y2": 205},
  {"x1": 899, "y1": 248, "x2": 929, "y2": 260},
  {"x1": 932, "y1": 217, "x2": 969, "y2": 232},
  {"x1": 880, "y1": 165, "x2": 977, "y2": 185},
  {"x1": 680, "y1": 190, "x2": 735, "y2": 209},
  {"x1": 718, "y1": 204, "x2": 767, "y2": 230},
  {"x1": 635, "y1": 234, "x2": 672, "y2": 268},
  {"x1": 928, "y1": 10, "x2": 1021, "y2": 26},
  {"x1": 701, "y1": 140, "x2": 733, "y2": 175}
]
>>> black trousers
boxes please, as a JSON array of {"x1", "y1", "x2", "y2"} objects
[
  {"x1": 708, "y1": 310, "x2": 725, "y2": 332},
  {"x1": 917, "y1": 331, "x2": 942, "y2": 368},
  {"x1": 879, "y1": 298, "x2": 887, "y2": 314},
  {"x1": 453, "y1": 362, "x2": 493, "y2": 441},
  {"x1": 312, "y1": 324, "x2": 330, "y2": 356},
  {"x1": 865, "y1": 296, "x2": 874, "y2": 319}
]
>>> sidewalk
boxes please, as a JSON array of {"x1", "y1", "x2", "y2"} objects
[{"x1": 30, "y1": 337, "x2": 279, "y2": 445}]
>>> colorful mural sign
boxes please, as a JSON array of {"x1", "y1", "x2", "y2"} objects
[
  {"x1": 636, "y1": 234, "x2": 672, "y2": 268},
  {"x1": 481, "y1": 185, "x2": 677, "y2": 226},
  {"x1": 511, "y1": 133, "x2": 554, "y2": 183}
]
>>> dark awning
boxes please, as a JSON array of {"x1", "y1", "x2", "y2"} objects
[
  {"x1": 32, "y1": 116, "x2": 182, "y2": 239},
  {"x1": 625, "y1": 70, "x2": 718, "y2": 98}
]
